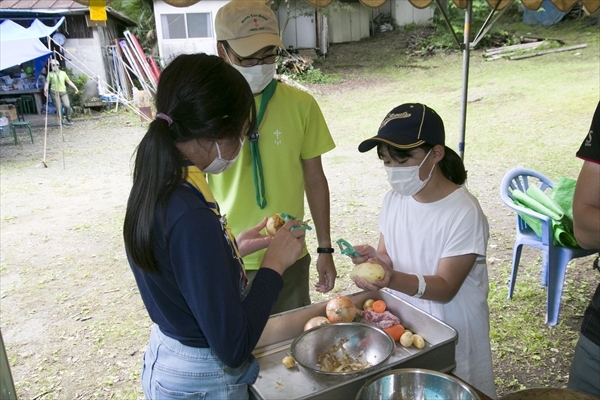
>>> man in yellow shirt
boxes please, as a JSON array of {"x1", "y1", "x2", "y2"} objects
[
  {"x1": 44, "y1": 59, "x2": 78, "y2": 125},
  {"x1": 209, "y1": 0, "x2": 337, "y2": 314}
]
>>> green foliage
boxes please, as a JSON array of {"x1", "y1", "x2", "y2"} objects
[
  {"x1": 287, "y1": 67, "x2": 343, "y2": 84},
  {"x1": 428, "y1": 0, "x2": 520, "y2": 49},
  {"x1": 403, "y1": 23, "x2": 420, "y2": 33},
  {"x1": 111, "y1": 0, "x2": 157, "y2": 56},
  {"x1": 65, "y1": 68, "x2": 88, "y2": 107}
]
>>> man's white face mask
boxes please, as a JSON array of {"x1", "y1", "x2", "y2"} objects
[{"x1": 225, "y1": 52, "x2": 276, "y2": 94}]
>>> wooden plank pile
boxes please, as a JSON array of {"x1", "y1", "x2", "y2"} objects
[
  {"x1": 484, "y1": 38, "x2": 587, "y2": 61},
  {"x1": 279, "y1": 52, "x2": 313, "y2": 75}
]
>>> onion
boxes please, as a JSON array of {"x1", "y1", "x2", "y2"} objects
[
  {"x1": 303, "y1": 316, "x2": 330, "y2": 331},
  {"x1": 266, "y1": 213, "x2": 285, "y2": 237},
  {"x1": 325, "y1": 296, "x2": 357, "y2": 323}
]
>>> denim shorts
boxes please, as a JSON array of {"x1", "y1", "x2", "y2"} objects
[{"x1": 141, "y1": 324, "x2": 260, "y2": 399}]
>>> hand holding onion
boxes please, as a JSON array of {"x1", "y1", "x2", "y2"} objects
[{"x1": 261, "y1": 219, "x2": 305, "y2": 276}]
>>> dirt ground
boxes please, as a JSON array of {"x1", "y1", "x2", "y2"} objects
[{"x1": 1, "y1": 27, "x2": 599, "y2": 400}]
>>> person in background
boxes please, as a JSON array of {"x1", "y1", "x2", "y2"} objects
[
  {"x1": 567, "y1": 101, "x2": 600, "y2": 397},
  {"x1": 44, "y1": 59, "x2": 78, "y2": 125},
  {"x1": 209, "y1": 0, "x2": 337, "y2": 314},
  {"x1": 123, "y1": 53, "x2": 306, "y2": 399},
  {"x1": 351, "y1": 103, "x2": 496, "y2": 398}
]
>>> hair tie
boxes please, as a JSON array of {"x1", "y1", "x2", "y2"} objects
[{"x1": 156, "y1": 113, "x2": 173, "y2": 127}]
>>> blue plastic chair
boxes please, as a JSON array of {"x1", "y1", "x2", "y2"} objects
[{"x1": 500, "y1": 167, "x2": 597, "y2": 326}]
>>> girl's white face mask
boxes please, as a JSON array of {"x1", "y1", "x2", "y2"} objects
[
  {"x1": 203, "y1": 138, "x2": 244, "y2": 175},
  {"x1": 385, "y1": 149, "x2": 435, "y2": 196}
]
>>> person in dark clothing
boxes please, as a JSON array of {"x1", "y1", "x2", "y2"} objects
[
  {"x1": 123, "y1": 53, "x2": 306, "y2": 400},
  {"x1": 567, "y1": 101, "x2": 600, "y2": 397}
]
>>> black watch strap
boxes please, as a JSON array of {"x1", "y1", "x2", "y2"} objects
[{"x1": 317, "y1": 247, "x2": 335, "y2": 254}]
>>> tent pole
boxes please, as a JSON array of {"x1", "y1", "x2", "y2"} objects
[
  {"x1": 458, "y1": 1, "x2": 472, "y2": 161},
  {"x1": 434, "y1": 0, "x2": 462, "y2": 49},
  {"x1": 472, "y1": 0, "x2": 515, "y2": 48}
]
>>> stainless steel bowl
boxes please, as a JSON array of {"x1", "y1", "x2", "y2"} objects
[
  {"x1": 356, "y1": 368, "x2": 481, "y2": 400},
  {"x1": 290, "y1": 322, "x2": 394, "y2": 377}
]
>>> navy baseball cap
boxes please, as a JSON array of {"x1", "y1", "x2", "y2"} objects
[{"x1": 358, "y1": 103, "x2": 445, "y2": 152}]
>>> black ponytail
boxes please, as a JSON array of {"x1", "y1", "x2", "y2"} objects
[{"x1": 124, "y1": 54, "x2": 255, "y2": 273}]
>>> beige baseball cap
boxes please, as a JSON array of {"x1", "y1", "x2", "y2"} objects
[{"x1": 215, "y1": 0, "x2": 284, "y2": 57}]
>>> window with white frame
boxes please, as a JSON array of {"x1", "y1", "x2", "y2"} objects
[{"x1": 161, "y1": 12, "x2": 212, "y2": 39}]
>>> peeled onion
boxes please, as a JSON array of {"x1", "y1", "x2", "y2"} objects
[
  {"x1": 363, "y1": 298, "x2": 375, "y2": 311},
  {"x1": 266, "y1": 213, "x2": 285, "y2": 236},
  {"x1": 400, "y1": 331, "x2": 414, "y2": 347},
  {"x1": 412, "y1": 334, "x2": 425, "y2": 349},
  {"x1": 325, "y1": 296, "x2": 357, "y2": 323},
  {"x1": 303, "y1": 316, "x2": 330, "y2": 331},
  {"x1": 282, "y1": 356, "x2": 296, "y2": 368}
]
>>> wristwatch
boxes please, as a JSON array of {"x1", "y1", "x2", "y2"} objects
[{"x1": 316, "y1": 247, "x2": 334, "y2": 254}]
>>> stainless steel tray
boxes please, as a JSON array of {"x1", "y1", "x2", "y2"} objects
[{"x1": 250, "y1": 289, "x2": 457, "y2": 400}]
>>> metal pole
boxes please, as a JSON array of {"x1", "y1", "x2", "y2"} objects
[
  {"x1": 434, "y1": 0, "x2": 463, "y2": 49},
  {"x1": 458, "y1": 1, "x2": 472, "y2": 160}
]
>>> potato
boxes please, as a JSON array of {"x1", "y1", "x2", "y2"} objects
[
  {"x1": 266, "y1": 213, "x2": 286, "y2": 236},
  {"x1": 412, "y1": 334, "x2": 425, "y2": 349},
  {"x1": 282, "y1": 356, "x2": 296, "y2": 368},
  {"x1": 400, "y1": 331, "x2": 414, "y2": 347},
  {"x1": 350, "y1": 263, "x2": 385, "y2": 283},
  {"x1": 363, "y1": 298, "x2": 375, "y2": 311}
]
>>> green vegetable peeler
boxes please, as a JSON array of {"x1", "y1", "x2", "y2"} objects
[
  {"x1": 336, "y1": 238, "x2": 359, "y2": 258},
  {"x1": 282, "y1": 213, "x2": 313, "y2": 232}
]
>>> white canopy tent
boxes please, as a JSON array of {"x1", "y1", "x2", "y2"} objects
[{"x1": 0, "y1": 17, "x2": 65, "y2": 71}]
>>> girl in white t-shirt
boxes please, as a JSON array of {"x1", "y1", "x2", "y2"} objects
[{"x1": 353, "y1": 103, "x2": 496, "y2": 399}]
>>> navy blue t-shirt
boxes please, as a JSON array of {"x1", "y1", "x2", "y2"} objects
[{"x1": 129, "y1": 185, "x2": 283, "y2": 368}]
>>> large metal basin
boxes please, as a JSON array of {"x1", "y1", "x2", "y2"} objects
[
  {"x1": 356, "y1": 368, "x2": 481, "y2": 400},
  {"x1": 250, "y1": 289, "x2": 458, "y2": 400},
  {"x1": 291, "y1": 322, "x2": 394, "y2": 377}
]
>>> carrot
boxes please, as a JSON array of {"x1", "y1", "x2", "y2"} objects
[
  {"x1": 384, "y1": 324, "x2": 405, "y2": 342},
  {"x1": 372, "y1": 299, "x2": 386, "y2": 313}
]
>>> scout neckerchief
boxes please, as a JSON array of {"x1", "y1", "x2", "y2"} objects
[
  {"x1": 184, "y1": 164, "x2": 248, "y2": 289},
  {"x1": 250, "y1": 79, "x2": 278, "y2": 209}
]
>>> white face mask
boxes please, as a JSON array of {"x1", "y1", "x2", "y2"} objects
[
  {"x1": 203, "y1": 139, "x2": 244, "y2": 175},
  {"x1": 385, "y1": 149, "x2": 435, "y2": 196},
  {"x1": 231, "y1": 63, "x2": 276, "y2": 94}
]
